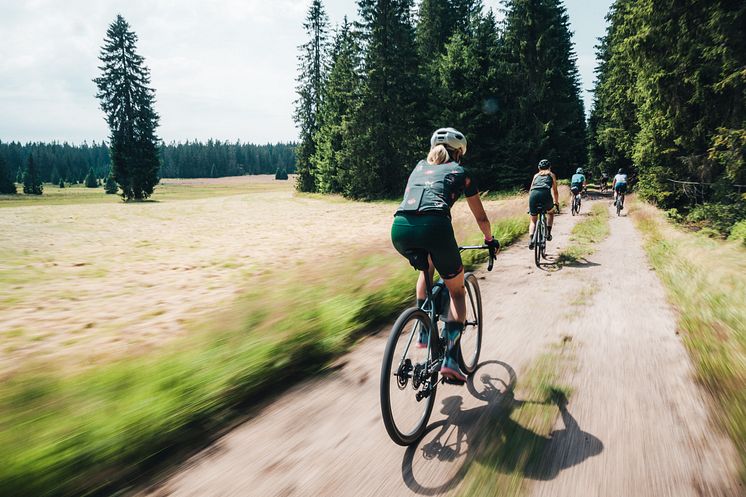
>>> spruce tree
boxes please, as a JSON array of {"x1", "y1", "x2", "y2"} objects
[
  {"x1": 104, "y1": 173, "x2": 118, "y2": 194},
  {"x1": 22, "y1": 155, "x2": 43, "y2": 195},
  {"x1": 311, "y1": 18, "x2": 361, "y2": 194},
  {"x1": 293, "y1": 0, "x2": 330, "y2": 193},
  {"x1": 84, "y1": 168, "x2": 98, "y2": 188},
  {"x1": 344, "y1": 0, "x2": 425, "y2": 199},
  {"x1": 59, "y1": 178, "x2": 65, "y2": 189},
  {"x1": 0, "y1": 155, "x2": 16, "y2": 194},
  {"x1": 94, "y1": 15, "x2": 161, "y2": 201},
  {"x1": 501, "y1": 0, "x2": 586, "y2": 181}
]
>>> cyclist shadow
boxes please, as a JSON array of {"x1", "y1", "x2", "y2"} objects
[{"x1": 401, "y1": 361, "x2": 603, "y2": 494}]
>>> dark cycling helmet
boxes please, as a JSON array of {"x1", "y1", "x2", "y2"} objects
[
  {"x1": 618, "y1": 168, "x2": 625, "y2": 174},
  {"x1": 431, "y1": 127, "x2": 467, "y2": 155},
  {"x1": 538, "y1": 159, "x2": 550, "y2": 169},
  {"x1": 576, "y1": 168, "x2": 584, "y2": 174}
]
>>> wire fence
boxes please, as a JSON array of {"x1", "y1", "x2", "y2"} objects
[{"x1": 667, "y1": 178, "x2": 746, "y2": 204}]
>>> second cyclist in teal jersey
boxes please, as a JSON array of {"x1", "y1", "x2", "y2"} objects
[
  {"x1": 528, "y1": 159, "x2": 560, "y2": 249},
  {"x1": 571, "y1": 168, "x2": 586, "y2": 197},
  {"x1": 391, "y1": 127, "x2": 499, "y2": 383}
]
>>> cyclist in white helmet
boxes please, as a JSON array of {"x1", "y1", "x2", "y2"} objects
[{"x1": 391, "y1": 127, "x2": 499, "y2": 383}]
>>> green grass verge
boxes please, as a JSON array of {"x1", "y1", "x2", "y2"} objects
[
  {"x1": 631, "y1": 201, "x2": 746, "y2": 484},
  {"x1": 459, "y1": 340, "x2": 574, "y2": 496},
  {"x1": 0, "y1": 213, "x2": 528, "y2": 497},
  {"x1": 557, "y1": 203, "x2": 610, "y2": 265}
]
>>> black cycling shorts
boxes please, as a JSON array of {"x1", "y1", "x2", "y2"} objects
[{"x1": 391, "y1": 213, "x2": 463, "y2": 280}]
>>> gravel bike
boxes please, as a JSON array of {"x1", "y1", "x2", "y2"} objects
[
  {"x1": 571, "y1": 190, "x2": 582, "y2": 216},
  {"x1": 615, "y1": 191, "x2": 625, "y2": 216},
  {"x1": 531, "y1": 204, "x2": 557, "y2": 267},
  {"x1": 380, "y1": 244, "x2": 497, "y2": 446}
]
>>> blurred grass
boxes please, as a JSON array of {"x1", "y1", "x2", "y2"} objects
[
  {"x1": 631, "y1": 200, "x2": 746, "y2": 484},
  {"x1": 0, "y1": 206, "x2": 529, "y2": 496},
  {"x1": 557, "y1": 203, "x2": 610, "y2": 265},
  {"x1": 460, "y1": 341, "x2": 574, "y2": 496},
  {"x1": 0, "y1": 177, "x2": 287, "y2": 207}
]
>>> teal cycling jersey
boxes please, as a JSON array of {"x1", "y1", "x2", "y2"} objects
[
  {"x1": 396, "y1": 160, "x2": 478, "y2": 217},
  {"x1": 571, "y1": 173, "x2": 585, "y2": 186}
]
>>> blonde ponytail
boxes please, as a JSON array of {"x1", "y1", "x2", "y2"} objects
[{"x1": 427, "y1": 144, "x2": 450, "y2": 165}]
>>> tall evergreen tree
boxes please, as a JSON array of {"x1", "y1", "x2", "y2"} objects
[
  {"x1": 22, "y1": 154, "x2": 43, "y2": 195},
  {"x1": 0, "y1": 155, "x2": 16, "y2": 194},
  {"x1": 94, "y1": 15, "x2": 160, "y2": 201},
  {"x1": 293, "y1": 0, "x2": 330, "y2": 193},
  {"x1": 501, "y1": 0, "x2": 586, "y2": 181},
  {"x1": 84, "y1": 167, "x2": 98, "y2": 188},
  {"x1": 343, "y1": 0, "x2": 425, "y2": 199},
  {"x1": 311, "y1": 18, "x2": 361, "y2": 194}
]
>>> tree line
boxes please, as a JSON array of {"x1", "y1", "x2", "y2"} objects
[
  {"x1": 588, "y1": 0, "x2": 745, "y2": 233},
  {"x1": 294, "y1": 0, "x2": 587, "y2": 199},
  {"x1": 0, "y1": 140, "x2": 296, "y2": 190}
]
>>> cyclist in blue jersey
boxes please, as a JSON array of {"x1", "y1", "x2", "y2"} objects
[
  {"x1": 612, "y1": 168, "x2": 628, "y2": 202},
  {"x1": 570, "y1": 168, "x2": 586, "y2": 197}
]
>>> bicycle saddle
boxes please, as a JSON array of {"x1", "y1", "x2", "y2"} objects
[{"x1": 403, "y1": 249, "x2": 430, "y2": 271}]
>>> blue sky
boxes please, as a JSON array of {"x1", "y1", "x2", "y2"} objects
[{"x1": 0, "y1": 0, "x2": 613, "y2": 144}]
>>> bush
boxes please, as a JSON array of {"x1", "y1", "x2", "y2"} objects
[
  {"x1": 84, "y1": 168, "x2": 98, "y2": 188},
  {"x1": 685, "y1": 202, "x2": 746, "y2": 238},
  {"x1": 275, "y1": 167, "x2": 289, "y2": 180},
  {"x1": 58, "y1": 179, "x2": 65, "y2": 188},
  {"x1": 104, "y1": 174, "x2": 118, "y2": 194},
  {"x1": 728, "y1": 220, "x2": 746, "y2": 245}
]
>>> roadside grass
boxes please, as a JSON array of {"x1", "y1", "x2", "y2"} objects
[
  {"x1": 459, "y1": 339, "x2": 574, "y2": 496},
  {"x1": 0, "y1": 204, "x2": 529, "y2": 497},
  {"x1": 557, "y1": 203, "x2": 610, "y2": 266},
  {"x1": 0, "y1": 176, "x2": 287, "y2": 207},
  {"x1": 631, "y1": 200, "x2": 746, "y2": 483}
]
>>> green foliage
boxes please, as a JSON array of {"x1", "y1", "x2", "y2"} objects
[
  {"x1": 293, "y1": 0, "x2": 330, "y2": 193},
  {"x1": 0, "y1": 156, "x2": 16, "y2": 194},
  {"x1": 84, "y1": 168, "x2": 98, "y2": 188},
  {"x1": 685, "y1": 202, "x2": 746, "y2": 238},
  {"x1": 104, "y1": 174, "x2": 117, "y2": 194},
  {"x1": 274, "y1": 167, "x2": 289, "y2": 180},
  {"x1": 22, "y1": 155, "x2": 42, "y2": 195},
  {"x1": 58, "y1": 178, "x2": 65, "y2": 189},
  {"x1": 590, "y1": 0, "x2": 746, "y2": 212},
  {"x1": 94, "y1": 15, "x2": 160, "y2": 201},
  {"x1": 728, "y1": 220, "x2": 746, "y2": 244}
]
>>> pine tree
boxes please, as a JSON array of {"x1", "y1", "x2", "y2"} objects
[
  {"x1": 22, "y1": 155, "x2": 43, "y2": 195},
  {"x1": 311, "y1": 18, "x2": 361, "y2": 194},
  {"x1": 59, "y1": 178, "x2": 65, "y2": 188},
  {"x1": 501, "y1": 0, "x2": 586, "y2": 181},
  {"x1": 0, "y1": 155, "x2": 16, "y2": 194},
  {"x1": 94, "y1": 15, "x2": 161, "y2": 201},
  {"x1": 293, "y1": 0, "x2": 330, "y2": 193},
  {"x1": 275, "y1": 167, "x2": 289, "y2": 180},
  {"x1": 344, "y1": 0, "x2": 425, "y2": 199},
  {"x1": 84, "y1": 168, "x2": 98, "y2": 188},
  {"x1": 104, "y1": 173, "x2": 118, "y2": 194}
]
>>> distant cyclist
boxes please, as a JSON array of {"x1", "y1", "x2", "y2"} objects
[
  {"x1": 391, "y1": 127, "x2": 499, "y2": 383},
  {"x1": 612, "y1": 168, "x2": 628, "y2": 203},
  {"x1": 528, "y1": 159, "x2": 559, "y2": 249},
  {"x1": 600, "y1": 171, "x2": 609, "y2": 192},
  {"x1": 570, "y1": 168, "x2": 586, "y2": 197}
]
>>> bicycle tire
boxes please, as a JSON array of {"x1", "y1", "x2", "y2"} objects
[
  {"x1": 459, "y1": 273, "x2": 482, "y2": 374},
  {"x1": 616, "y1": 196, "x2": 622, "y2": 216},
  {"x1": 534, "y1": 216, "x2": 543, "y2": 267},
  {"x1": 380, "y1": 307, "x2": 437, "y2": 446}
]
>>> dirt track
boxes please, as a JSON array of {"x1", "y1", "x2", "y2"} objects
[{"x1": 138, "y1": 194, "x2": 740, "y2": 497}]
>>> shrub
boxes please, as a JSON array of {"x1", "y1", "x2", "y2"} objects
[
  {"x1": 84, "y1": 168, "x2": 98, "y2": 188},
  {"x1": 685, "y1": 202, "x2": 746, "y2": 238},
  {"x1": 275, "y1": 167, "x2": 289, "y2": 180},
  {"x1": 728, "y1": 220, "x2": 746, "y2": 245},
  {"x1": 58, "y1": 179, "x2": 65, "y2": 189},
  {"x1": 104, "y1": 174, "x2": 118, "y2": 194}
]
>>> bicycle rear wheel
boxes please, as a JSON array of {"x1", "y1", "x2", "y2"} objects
[
  {"x1": 380, "y1": 307, "x2": 438, "y2": 446},
  {"x1": 459, "y1": 273, "x2": 482, "y2": 375},
  {"x1": 616, "y1": 196, "x2": 622, "y2": 216},
  {"x1": 534, "y1": 217, "x2": 543, "y2": 267}
]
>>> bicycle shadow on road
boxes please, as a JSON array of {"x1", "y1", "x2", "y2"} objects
[{"x1": 401, "y1": 361, "x2": 603, "y2": 494}]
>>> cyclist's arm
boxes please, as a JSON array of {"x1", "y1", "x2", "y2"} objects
[
  {"x1": 465, "y1": 186, "x2": 493, "y2": 241},
  {"x1": 551, "y1": 172, "x2": 559, "y2": 204}
]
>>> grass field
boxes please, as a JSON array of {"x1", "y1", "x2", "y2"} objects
[{"x1": 1, "y1": 176, "x2": 536, "y2": 497}]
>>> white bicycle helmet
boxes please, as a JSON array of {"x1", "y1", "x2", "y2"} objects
[{"x1": 430, "y1": 127, "x2": 467, "y2": 156}]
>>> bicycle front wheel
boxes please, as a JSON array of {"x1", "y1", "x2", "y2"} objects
[
  {"x1": 380, "y1": 307, "x2": 437, "y2": 446},
  {"x1": 534, "y1": 217, "x2": 543, "y2": 267},
  {"x1": 459, "y1": 273, "x2": 482, "y2": 374}
]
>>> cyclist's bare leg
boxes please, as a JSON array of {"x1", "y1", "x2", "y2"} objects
[
  {"x1": 547, "y1": 212, "x2": 555, "y2": 228},
  {"x1": 443, "y1": 269, "x2": 466, "y2": 324},
  {"x1": 529, "y1": 214, "x2": 538, "y2": 236},
  {"x1": 415, "y1": 257, "x2": 436, "y2": 302}
]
